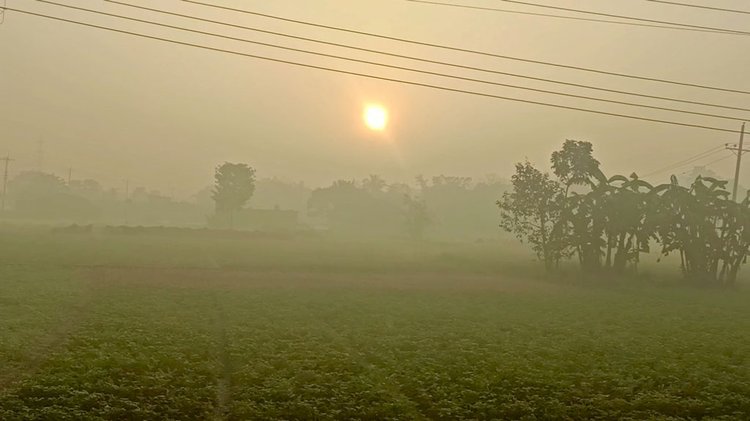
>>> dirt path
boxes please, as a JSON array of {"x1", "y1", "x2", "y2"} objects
[{"x1": 211, "y1": 293, "x2": 233, "y2": 421}]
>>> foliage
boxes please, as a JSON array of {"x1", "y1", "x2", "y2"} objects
[
  {"x1": 497, "y1": 161, "x2": 566, "y2": 270},
  {"x1": 2, "y1": 252, "x2": 750, "y2": 420},
  {"x1": 308, "y1": 177, "x2": 427, "y2": 238},
  {"x1": 212, "y1": 163, "x2": 256, "y2": 229},
  {"x1": 4, "y1": 171, "x2": 207, "y2": 226},
  {"x1": 551, "y1": 139, "x2": 606, "y2": 190},
  {"x1": 420, "y1": 175, "x2": 509, "y2": 240},
  {"x1": 212, "y1": 162, "x2": 256, "y2": 214},
  {"x1": 650, "y1": 176, "x2": 750, "y2": 285},
  {"x1": 550, "y1": 140, "x2": 609, "y2": 272},
  {"x1": 601, "y1": 174, "x2": 655, "y2": 273},
  {"x1": 502, "y1": 140, "x2": 750, "y2": 284},
  {"x1": 403, "y1": 194, "x2": 431, "y2": 240},
  {"x1": 7, "y1": 171, "x2": 99, "y2": 221},
  {"x1": 251, "y1": 178, "x2": 312, "y2": 213}
]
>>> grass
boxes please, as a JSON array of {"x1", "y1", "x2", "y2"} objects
[{"x1": 1, "y1": 226, "x2": 749, "y2": 419}]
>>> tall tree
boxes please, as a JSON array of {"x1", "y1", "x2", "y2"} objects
[
  {"x1": 551, "y1": 140, "x2": 608, "y2": 272},
  {"x1": 551, "y1": 139, "x2": 606, "y2": 191},
  {"x1": 403, "y1": 193, "x2": 431, "y2": 240},
  {"x1": 212, "y1": 162, "x2": 256, "y2": 229},
  {"x1": 498, "y1": 161, "x2": 566, "y2": 271}
]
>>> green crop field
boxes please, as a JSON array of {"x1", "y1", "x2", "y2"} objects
[{"x1": 1, "y1": 227, "x2": 750, "y2": 420}]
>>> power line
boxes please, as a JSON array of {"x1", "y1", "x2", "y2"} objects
[
  {"x1": 41, "y1": 1, "x2": 747, "y2": 122},
  {"x1": 492, "y1": 0, "x2": 750, "y2": 35},
  {"x1": 642, "y1": 145, "x2": 725, "y2": 177},
  {"x1": 646, "y1": 0, "x2": 750, "y2": 16},
  {"x1": 705, "y1": 154, "x2": 734, "y2": 167},
  {"x1": 100, "y1": 0, "x2": 750, "y2": 114},
  {"x1": 178, "y1": 0, "x2": 750, "y2": 95},
  {"x1": 641, "y1": 145, "x2": 726, "y2": 177},
  {"x1": 405, "y1": 0, "x2": 734, "y2": 35},
  {"x1": 678, "y1": 154, "x2": 735, "y2": 176},
  {"x1": 3, "y1": 7, "x2": 743, "y2": 134}
]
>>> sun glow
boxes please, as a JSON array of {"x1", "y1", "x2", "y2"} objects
[{"x1": 363, "y1": 105, "x2": 388, "y2": 131}]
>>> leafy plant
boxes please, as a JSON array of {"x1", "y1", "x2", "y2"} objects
[
  {"x1": 498, "y1": 161, "x2": 566, "y2": 271},
  {"x1": 212, "y1": 162, "x2": 256, "y2": 229},
  {"x1": 502, "y1": 140, "x2": 750, "y2": 283}
]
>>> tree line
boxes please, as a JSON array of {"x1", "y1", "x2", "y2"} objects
[
  {"x1": 498, "y1": 140, "x2": 750, "y2": 285},
  {"x1": 210, "y1": 163, "x2": 509, "y2": 239}
]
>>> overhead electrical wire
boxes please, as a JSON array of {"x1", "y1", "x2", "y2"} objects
[
  {"x1": 177, "y1": 0, "x2": 750, "y2": 95},
  {"x1": 641, "y1": 145, "x2": 727, "y2": 177},
  {"x1": 646, "y1": 0, "x2": 750, "y2": 16},
  {"x1": 490, "y1": 0, "x2": 750, "y2": 35},
  {"x1": 3, "y1": 6, "x2": 743, "y2": 134},
  {"x1": 643, "y1": 150, "x2": 726, "y2": 178},
  {"x1": 405, "y1": 0, "x2": 734, "y2": 35},
  {"x1": 677, "y1": 154, "x2": 735, "y2": 176},
  {"x1": 701, "y1": 153, "x2": 735, "y2": 168},
  {"x1": 701, "y1": 155, "x2": 734, "y2": 168},
  {"x1": 35, "y1": 1, "x2": 744, "y2": 121},
  {"x1": 95, "y1": 0, "x2": 750, "y2": 114}
]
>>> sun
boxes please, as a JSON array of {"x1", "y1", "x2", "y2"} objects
[{"x1": 363, "y1": 105, "x2": 388, "y2": 131}]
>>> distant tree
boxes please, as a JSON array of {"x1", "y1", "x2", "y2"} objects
[
  {"x1": 191, "y1": 186, "x2": 214, "y2": 213},
  {"x1": 212, "y1": 162, "x2": 256, "y2": 228},
  {"x1": 8, "y1": 171, "x2": 98, "y2": 221},
  {"x1": 498, "y1": 162, "x2": 566, "y2": 270},
  {"x1": 307, "y1": 179, "x2": 361, "y2": 224},
  {"x1": 68, "y1": 179, "x2": 104, "y2": 201},
  {"x1": 362, "y1": 174, "x2": 388, "y2": 194},
  {"x1": 403, "y1": 194, "x2": 431, "y2": 240},
  {"x1": 307, "y1": 177, "x2": 409, "y2": 236},
  {"x1": 252, "y1": 178, "x2": 311, "y2": 212},
  {"x1": 415, "y1": 174, "x2": 509, "y2": 240}
]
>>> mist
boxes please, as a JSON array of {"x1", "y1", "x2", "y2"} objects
[{"x1": 2, "y1": 0, "x2": 750, "y2": 419}]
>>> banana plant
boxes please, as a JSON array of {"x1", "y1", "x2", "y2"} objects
[
  {"x1": 601, "y1": 174, "x2": 655, "y2": 273},
  {"x1": 648, "y1": 175, "x2": 749, "y2": 284},
  {"x1": 501, "y1": 139, "x2": 750, "y2": 283}
]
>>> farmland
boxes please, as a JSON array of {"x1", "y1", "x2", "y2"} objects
[{"x1": 1, "y1": 227, "x2": 750, "y2": 419}]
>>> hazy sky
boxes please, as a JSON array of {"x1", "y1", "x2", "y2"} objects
[{"x1": 2, "y1": 0, "x2": 750, "y2": 197}]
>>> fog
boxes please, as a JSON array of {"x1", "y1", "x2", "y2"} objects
[
  {"x1": 2, "y1": 1, "x2": 749, "y2": 198},
  {"x1": 3, "y1": 1, "x2": 750, "y2": 419}
]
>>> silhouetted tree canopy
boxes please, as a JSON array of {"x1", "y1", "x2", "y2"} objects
[
  {"x1": 8, "y1": 171, "x2": 98, "y2": 221},
  {"x1": 212, "y1": 162, "x2": 256, "y2": 214},
  {"x1": 500, "y1": 140, "x2": 750, "y2": 285},
  {"x1": 551, "y1": 139, "x2": 606, "y2": 190},
  {"x1": 497, "y1": 162, "x2": 565, "y2": 271}
]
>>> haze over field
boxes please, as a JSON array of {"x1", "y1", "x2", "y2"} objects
[
  {"x1": 3, "y1": 1, "x2": 750, "y2": 419},
  {"x1": 2, "y1": 0, "x2": 750, "y2": 196}
]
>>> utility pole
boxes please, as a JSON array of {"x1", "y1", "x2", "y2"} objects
[
  {"x1": 1, "y1": 155, "x2": 14, "y2": 212},
  {"x1": 727, "y1": 122, "x2": 748, "y2": 201},
  {"x1": 67, "y1": 167, "x2": 72, "y2": 185}
]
